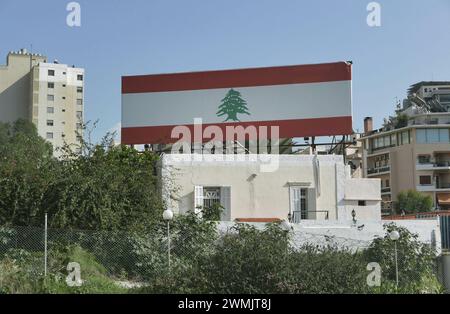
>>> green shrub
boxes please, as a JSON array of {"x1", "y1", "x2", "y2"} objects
[
  {"x1": 396, "y1": 190, "x2": 433, "y2": 214},
  {"x1": 364, "y1": 223, "x2": 442, "y2": 293}
]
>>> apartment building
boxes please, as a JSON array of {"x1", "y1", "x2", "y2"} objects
[
  {"x1": 360, "y1": 115, "x2": 450, "y2": 214},
  {"x1": 359, "y1": 82, "x2": 450, "y2": 215},
  {"x1": 0, "y1": 49, "x2": 84, "y2": 155}
]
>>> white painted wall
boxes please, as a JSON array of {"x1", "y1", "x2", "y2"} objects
[
  {"x1": 160, "y1": 154, "x2": 382, "y2": 222},
  {"x1": 217, "y1": 219, "x2": 441, "y2": 253}
]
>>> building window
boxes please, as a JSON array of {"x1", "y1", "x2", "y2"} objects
[
  {"x1": 77, "y1": 74, "x2": 83, "y2": 81},
  {"x1": 77, "y1": 87, "x2": 83, "y2": 93},
  {"x1": 401, "y1": 131, "x2": 410, "y2": 145},
  {"x1": 418, "y1": 155, "x2": 431, "y2": 164},
  {"x1": 76, "y1": 123, "x2": 82, "y2": 129},
  {"x1": 48, "y1": 82, "x2": 54, "y2": 89},
  {"x1": 62, "y1": 133, "x2": 66, "y2": 138},
  {"x1": 203, "y1": 187, "x2": 221, "y2": 209},
  {"x1": 416, "y1": 128, "x2": 450, "y2": 144},
  {"x1": 290, "y1": 186, "x2": 308, "y2": 222},
  {"x1": 76, "y1": 111, "x2": 83, "y2": 119},
  {"x1": 194, "y1": 186, "x2": 231, "y2": 221},
  {"x1": 47, "y1": 95, "x2": 54, "y2": 101},
  {"x1": 358, "y1": 200, "x2": 367, "y2": 206},
  {"x1": 420, "y1": 176, "x2": 432, "y2": 185},
  {"x1": 47, "y1": 120, "x2": 54, "y2": 126},
  {"x1": 62, "y1": 109, "x2": 66, "y2": 112},
  {"x1": 76, "y1": 99, "x2": 83, "y2": 105},
  {"x1": 62, "y1": 96, "x2": 66, "y2": 100},
  {"x1": 46, "y1": 132, "x2": 53, "y2": 139},
  {"x1": 63, "y1": 72, "x2": 66, "y2": 75},
  {"x1": 62, "y1": 84, "x2": 66, "y2": 87},
  {"x1": 47, "y1": 107, "x2": 54, "y2": 114},
  {"x1": 48, "y1": 70, "x2": 55, "y2": 76}
]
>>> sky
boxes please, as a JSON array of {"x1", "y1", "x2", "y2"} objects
[{"x1": 1, "y1": 0, "x2": 449, "y2": 143}]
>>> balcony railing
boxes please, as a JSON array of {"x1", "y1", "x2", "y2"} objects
[
  {"x1": 367, "y1": 166, "x2": 391, "y2": 175},
  {"x1": 381, "y1": 187, "x2": 391, "y2": 193},
  {"x1": 290, "y1": 210, "x2": 329, "y2": 223},
  {"x1": 417, "y1": 161, "x2": 450, "y2": 169},
  {"x1": 437, "y1": 182, "x2": 450, "y2": 189}
]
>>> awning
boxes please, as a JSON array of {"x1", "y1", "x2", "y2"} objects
[{"x1": 438, "y1": 193, "x2": 450, "y2": 205}]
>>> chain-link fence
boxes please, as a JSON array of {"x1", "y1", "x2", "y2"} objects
[{"x1": 0, "y1": 222, "x2": 445, "y2": 294}]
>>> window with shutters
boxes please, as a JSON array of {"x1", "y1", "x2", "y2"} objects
[{"x1": 194, "y1": 186, "x2": 231, "y2": 221}]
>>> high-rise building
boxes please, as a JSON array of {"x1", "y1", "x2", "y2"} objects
[{"x1": 0, "y1": 49, "x2": 84, "y2": 155}]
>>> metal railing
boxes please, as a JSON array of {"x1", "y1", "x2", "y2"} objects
[
  {"x1": 367, "y1": 165, "x2": 391, "y2": 175},
  {"x1": 291, "y1": 210, "x2": 329, "y2": 223}
]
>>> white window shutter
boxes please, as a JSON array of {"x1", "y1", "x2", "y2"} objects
[
  {"x1": 307, "y1": 188, "x2": 317, "y2": 220},
  {"x1": 194, "y1": 186, "x2": 204, "y2": 214},
  {"x1": 220, "y1": 187, "x2": 231, "y2": 221}
]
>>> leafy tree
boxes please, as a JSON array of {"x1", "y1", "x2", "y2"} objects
[
  {"x1": 46, "y1": 139, "x2": 163, "y2": 232},
  {"x1": 0, "y1": 119, "x2": 56, "y2": 226},
  {"x1": 396, "y1": 190, "x2": 433, "y2": 214},
  {"x1": 216, "y1": 89, "x2": 250, "y2": 122},
  {"x1": 0, "y1": 120, "x2": 164, "y2": 232}
]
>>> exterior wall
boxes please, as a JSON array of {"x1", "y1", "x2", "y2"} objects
[
  {"x1": 160, "y1": 154, "x2": 381, "y2": 222},
  {"x1": 361, "y1": 123, "x2": 450, "y2": 210},
  {"x1": 0, "y1": 52, "x2": 46, "y2": 124},
  {"x1": 217, "y1": 218, "x2": 441, "y2": 253},
  {"x1": 34, "y1": 63, "x2": 84, "y2": 153},
  {"x1": 0, "y1": 51, "x2": 84, "y2": 156},
  {"x1": 391, "y1": 144, "x2": 416, "y2": 199},
  {"x1": 342, "y1": 178, "x2": 381, "y2": 222}
]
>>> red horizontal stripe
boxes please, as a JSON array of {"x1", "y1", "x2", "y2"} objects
[
  {"x1": 121, "y1": 116, "x2": 353, "y2": 145},
  {"x1": 122, "y1": 62, "x2": 352, "y2": 94}
]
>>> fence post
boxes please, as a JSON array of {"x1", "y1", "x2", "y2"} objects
[{"x1": 44, "y1": 213, "x2": 48, "y2": 277}]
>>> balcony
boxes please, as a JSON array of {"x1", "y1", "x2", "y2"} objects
[
  {"x1": 381, "y1": 187, "x2": 391, "y2": 195},
  {"x1": 417, "y1": 182, "x2": 450, "y2": 192},
  {"x1": 367, "y1": 165, "x2": 391, "y2": 176},
  {"x1": 417, "y1": 161, "x2": 450, "y2": 171}
]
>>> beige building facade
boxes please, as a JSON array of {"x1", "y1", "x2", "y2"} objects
[
  {"x1": 0, "y1": 49, "x2": 84, "y2": 155},
  {"x1": 360, "y1": 114, "x2": 450, "y2": 214}
]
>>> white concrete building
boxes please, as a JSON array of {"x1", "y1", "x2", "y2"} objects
[
  {"x1": 0, "y1": 49, "x2": 84, "y2": 155},
  {"x1": 159, "y1": 154, "x2": 382, "y2": 223}
]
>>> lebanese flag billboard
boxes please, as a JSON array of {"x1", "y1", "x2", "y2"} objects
[{"x1": 121, "y1": 62, "x2": 353, "y2": 145}]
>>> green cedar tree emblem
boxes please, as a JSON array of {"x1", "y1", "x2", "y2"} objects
[{"x1": 216, "y1": 89, "x2": 250, "y2": 122}]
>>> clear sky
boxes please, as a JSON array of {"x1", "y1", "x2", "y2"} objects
[{"x1": 1, "y1": 0, "x2": 449, "y2": 143}]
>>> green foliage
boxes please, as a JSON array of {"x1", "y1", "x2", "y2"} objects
[
  {"x1": 201, "y1": 203, "x2": 224, "y2": 221},
  {"x1": 136, "y1": 221, "x2": 443, "y2": 294},
  {"x1": 0, "y1": 245, "x2": 126, "y2": 294},
  {"x1": 364, "y1": 223, "x2": 441, "y2": 292},
  {"x1": 0, "y1": 120, "x2": 56, "y2": 226},
  {"x1": 0, "y1": 120, "x2": 163, "y2": 232},
  {"x1": 395, "y1": 113, "x2": 409, "y2": 129},
  {"x1": 41, "y1": 245, "x2": 126, "y2": 294},
  {"x1": 0, "y1": 249, "x2": 44, "y2": 294},
  {"x1": 396, "y1": 190, "x2": 433, "y2": 214}
]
